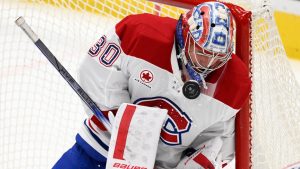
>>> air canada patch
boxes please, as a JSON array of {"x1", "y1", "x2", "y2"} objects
[{"x1": 140, "y1": 70, "x2": 153, "y2": 83}]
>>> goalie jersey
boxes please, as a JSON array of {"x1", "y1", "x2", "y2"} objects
[{"x1": 77, "y1": 13, "x2": 251, "y2": 168}]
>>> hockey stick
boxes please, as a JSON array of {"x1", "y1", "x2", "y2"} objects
[{"x1": 15, "y1": 16, "x2": 112, "y2": 133}]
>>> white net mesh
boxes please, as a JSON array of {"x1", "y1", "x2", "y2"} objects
[
  {"x1": 0, "y1": 1, "x2": 103, "y2": 168},
  {"x1": 250, "y1": 4, "x2": 300, "y2": 169},
  {"x1": 227, "y1": 0, "x2": 300, "y2": 167},
  {"x1": 217, "y1": 0, "x2": 300, "y2": 168},
  {"x1": 0, "y1": 0, "x2": 299, "y2": 169}
]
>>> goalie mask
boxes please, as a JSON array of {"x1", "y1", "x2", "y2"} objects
[{"x1": 176, "y1": 2, "x2": 235, "y2": 99}]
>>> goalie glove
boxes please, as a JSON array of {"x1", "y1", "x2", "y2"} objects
[{"x1": 176, "y1": 137, "x2": 223, "y2": 169}]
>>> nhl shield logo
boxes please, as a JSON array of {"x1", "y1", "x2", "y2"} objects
[{"x1": 140, "y1": 70, "x2": 153, "y2": 83}]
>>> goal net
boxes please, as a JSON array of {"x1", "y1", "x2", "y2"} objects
[{"x1": 0, "y1": 0, "x2": 299, "y2": 169}]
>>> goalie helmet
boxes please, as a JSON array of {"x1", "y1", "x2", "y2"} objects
[{"x1": 177, "y1": 1, "x2": 235, "y2": 78}]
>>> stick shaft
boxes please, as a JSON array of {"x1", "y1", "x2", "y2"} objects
[{"x1": 15, "y1": 16, "x2": 112, "y2": 132}]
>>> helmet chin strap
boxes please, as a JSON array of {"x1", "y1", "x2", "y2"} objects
[
  {"x1": 179, "y1": 33, "x2": 208, "y2": 90},
  {"x1": 176, "y1": 52, "x2": 207, "y2": 99},
  {"x1": 185, "y1": 62, "x2": 208, "y2": 90}
]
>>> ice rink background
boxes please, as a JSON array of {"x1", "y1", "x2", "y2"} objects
[{"x1": 0, "y1": 1, "x2": 299, "y2": 169}]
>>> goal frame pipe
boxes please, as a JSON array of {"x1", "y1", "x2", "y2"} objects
[
  {"x1": 15, "y1": 16, "x2": 112, "y2": 133},
  {"x1": 149, "y1": 0, "x2": 252, "y2": 168}
]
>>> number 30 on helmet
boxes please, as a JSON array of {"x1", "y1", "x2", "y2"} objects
[{"x1": 177, "y1": 1, "x2": 235, "y2": 77}]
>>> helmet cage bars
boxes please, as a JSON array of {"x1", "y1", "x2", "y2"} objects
[
  {"x1": 185, "y1": 32, "x2": 233, "y2": 77},
  {"x1": 180, "y1": 2, "x2": 235, "y2": 78}
]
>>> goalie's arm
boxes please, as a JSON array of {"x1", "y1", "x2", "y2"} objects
[
  {"x1": 75, "y1": 30, "x2": 132, "y2": 160},
  {"x1": 78, "y1": 27, "x2": 131, "y2": 128}
]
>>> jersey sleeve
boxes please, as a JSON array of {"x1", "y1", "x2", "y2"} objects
[
  {"x1": 78, "y1": 29, "x2": 130, "y2": 117},
  {"x1": 75, "y1": 29, "x2": 131, "y2": 161}
]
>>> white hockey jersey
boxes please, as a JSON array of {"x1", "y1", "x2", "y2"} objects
[{"x1": 77, "y1": 13, "x2": 251, "y2": 168}]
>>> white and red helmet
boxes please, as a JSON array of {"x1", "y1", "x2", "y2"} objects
[{"x1": 177, "y1": 1, "x2": 235, "y2": 78}]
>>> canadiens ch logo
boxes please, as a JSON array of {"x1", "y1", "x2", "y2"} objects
[
  {"x1": 140, "y1": 70, "x2": 153, "y2": 83},
  {"x1": 134, "y1": 97, "x2": 192, "y2": 146}
]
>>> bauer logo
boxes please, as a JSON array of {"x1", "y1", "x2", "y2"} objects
[{"x1": 112, "y1": 162, "x2": 147, "y2": 169}]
